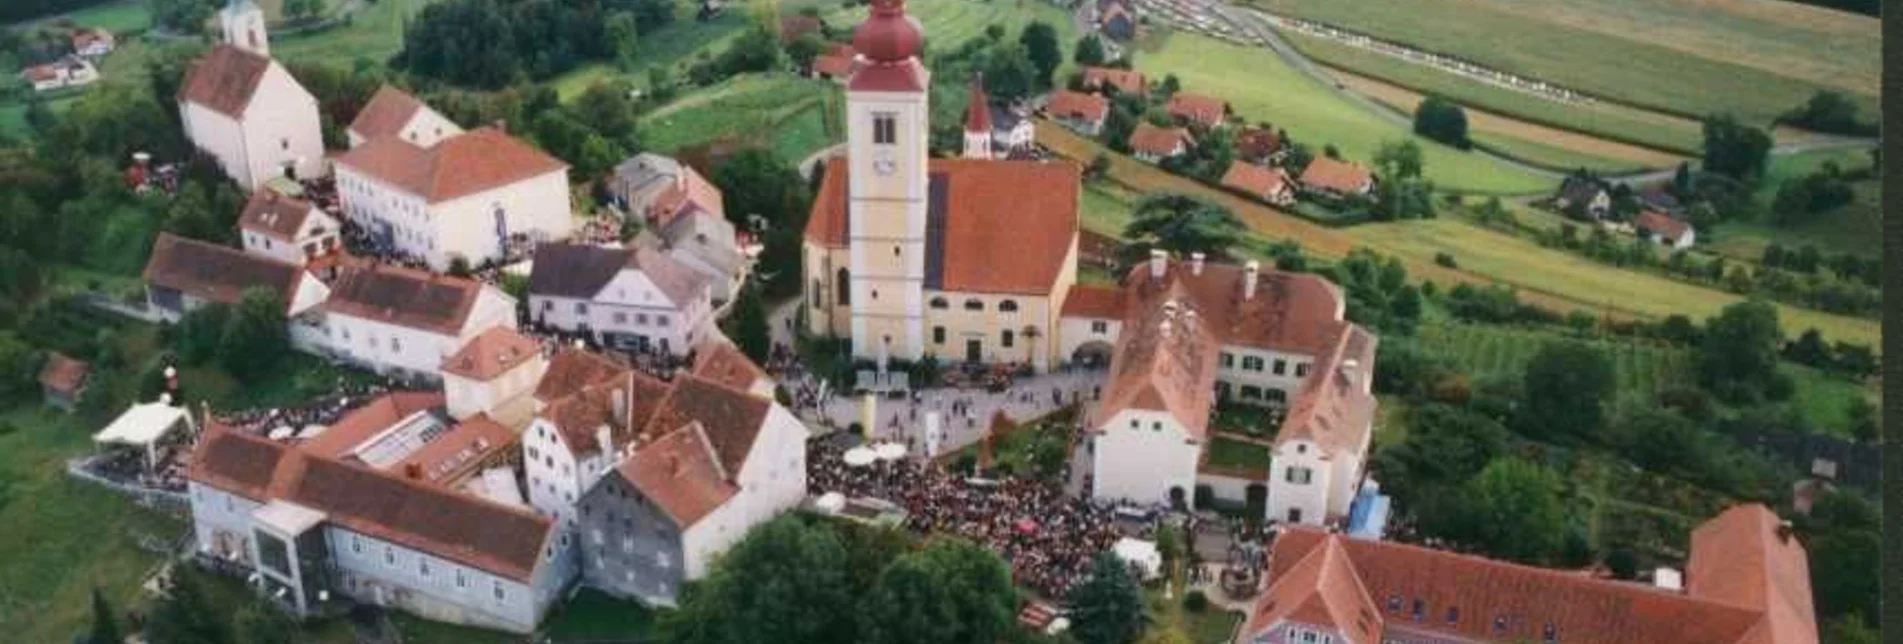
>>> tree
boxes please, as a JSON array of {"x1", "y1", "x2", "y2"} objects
[
  {"x1": 1783, "y1": 328, "x2": 1831, "y2": 368},
  {"x1": 1701, "y1": 115, "x2": 1772, "y2": 182},
  {"x1": 1121, "y1": 194, "x2": 1244, "y2": 261},
  {"x1": 863, "y1": 539, "x2": 1018, "y2": 644},
  {"x1": 726, "y1": 285, "x2": 771, "y2": 363},
  {"x1": 1444, "y1": 457, "x2": 1566, "y2": 564},
  {"x1": 787, "y1": 33, "x2": 827, "y2": 71},
  {"x1": 1604, "y1": 549, "x2": 1639, "y2": 580},
  {"x1": 152, "y1": 0, "x2": 219, "y2": 34},
  {"x1": 175, "y1": 302, "x2": 232, "y2": 365},
  {"x1": 234, "y1": 599, "x2": 298, "y2": 643},
  {"x1": 1781, "y1": 90, "x2": 1871, "y2": 136},
  {"x1": 1074, "y1": 34, "x2": 1106, "y2": 66},
  {"x1": 661, "y1": 515, "x2": 858, "y2": 644},
  {"x1": 219, "y1": 288, "x2": 289, "y2": 380},
  {"x1": 1374, "y1": 139, "x2": 1424, "y2": 180},
  {"x1": 1374, "y1": 403, "x2": 1508, "y2": 495},
  {"x1": 1519, "y1": 341, "x2": 1614, "y2": 441},
  {"x1": 978, "y1": 43, "x2": 1039, "y2": 103},
  {"x1": 605, "y1": 11, "x2": 641, "y2": 71},
  {"x1": 0, "y1": 333, "x2": 36, "y2": 401},
  {"x1": 145, "y1": 566, "x2": 233, "y2": 644},
  {"x1": 1697, "y1": 299, "x2": 1785, "y2": 403},
  {"x1": 283, "y1": 0, "x2": 323, "y2": 22},
  {"x1": 1412, "y1": 96, "x2": 1469, "y2": 149},
  {"x1": 1068, "y1": 552, "x2": 1145, "y2": 644},
  {"x1": 1018, "y1": 22, "x2": 1062, "y2": 89},
  {"x1": 84, "y1": 587, "x2": 121, "y2": 644}
]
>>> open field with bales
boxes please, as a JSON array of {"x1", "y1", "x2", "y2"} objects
[
  {"x1": 1246, "y1": 0, "x2": 1877, "y2": 125},
  {"x1": 637, "y1": 73, "x2": 844, "y2": 163},
  {"x1": 1135, "y1": 32, "x2": 1555, "y2": 195}
]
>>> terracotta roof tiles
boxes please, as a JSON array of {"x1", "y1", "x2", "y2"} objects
[
  {"x1": 1300, "y1": 157, "x2": 1375, "y2": 195},
  {"x1": 142, "y1": 233, "x2": 306, "y2": 310},
  {"x1": 1082, "y1": 66, "x2": 1146, "y2": 95},
  {"x1": 1635, "y1": 210, "x2": 1691, "y2": 242},
  {"x1": 614, "y1": 422, "x2": 739, "y2": 528},
  {"x1": 1221, "y1": 162, "x2": 1291, "y2": 200},
  {"x1": 332, "y1": 127, "x2": 567, "y2": 204},
  {"x1": 441, "y1": 327, "x2": 540, "y2": 381},
  {"x1": 1128, "y1": 122, "x2": 1191, "y2": 157},
  {"x1": 1047, "y1": 90, "x2": 1110, "y2": 124},
  {"x1": 348, "y1": 85, "x2": 427, "y2": 141},
  {"x1": 37, "y1": 352, "x2": 89, "y2": 394},
  {"x1": 1060, "y1": 284, "x2": 1124, "y2": 319},
  {"x1": 1167, "y1": 92, "x2": 1228, "y2": 127},
  {"x1": 237, "y1": 189, "x2": 319, "y2": 241},
  {"x1": 177, "y1": 45, "x2": 270, "y2": 118},
  {"x1": 297, "y1": 391, "x2": 447, "y2": 459},
  {"x1": 322, "y1": 263, "x2": 484, "y2": 336}
]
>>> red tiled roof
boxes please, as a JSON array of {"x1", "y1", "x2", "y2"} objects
[
  {"x1": 392, "y1": 413, "x2": 515, "y2": 485},
  {"x1": 1047, "y1": 90, "x2": 1110, "y2": 124},
  {"x1": 641, "y1": 376, "x2": 771, "y2": 475},
  {"x1": 541, "y1": 371, "x2": 670, "y2": 459},
  {"x1": 298, "y1": 391, "x2": 447, "y2": 459},
  {"x1": 813, "y1": 54, "x2": 856, "y2": 77},
  {"x1": 349, "y1": 85, "x2": 427, "y2": 141},
  {"x1": 1255, "y1": 526, "x2": 1787, "y2": 644},
  {"x1": 965, "y1": 78, "x2": 992, "y2": 132},
  {"x1": 37, "y1": 352, "x2": 89, "y2": 394},
  {"x1": 803, "y1": 157, "x2": 1080, "y2": 295},
  {"x1": 848, "y1": 58, "x2": 927, "y2": 92},
  {"x1": 441, "y1": 327, "x2": 540, "y2": 381},
  {"x1": 1300, "y1": 157, "x2": 1374, "y2": 195},
  {"x1": 535, "y1": 348, "x2": 628, "y2": 403},
  {"x1": 1635, "y1": 210, "x2": 1691, "y2": 242},
  {"x1": 1688, "y1": 505, "x2": 1819, "y2": 644},
  {"x1": 1236, "y1": 127, "x2": 1284, "y2": 159},
  {"x1": 321, "y1": 263, "x2": 484, "y2": 336},
  {"x1": 1243, "y1": 537, "x2": 1381, "y2": 644},
  {"x1": 614, "y1": 421, "x2": 738, "y2": 528},
  {"x1": 1220, "y1": 162, "x2": 1291, "y2": 200},
  {"x1": 332, "y1": 127, "x2": 567, "y2": 203},
  {"x1": 178, "y1": 45, "x2": 270, "y2": 118},
  {"x1": 142, "y1": 232, "x2": 306, "y2": 309},
  {"x1": 1091, "y1": 280, "x2": 1221, "y2": 438},
  {"x1": 691, "y1": 340, "x2": 769, "y2": 395},
  {"x1": 1167, "y1": 92, "x2": 1227, "y2": 127},
  {"x1": 1123, "y1": 259, "x2": 1345, "y2": 357},
  {"x1": 648, "y1": 164, "x2": 725, "y2": 226},
  {"x1": 237, "y1": 189, "x2": 318, "y2": 241},
  {"x1": 1082, "y1": 66, "x2": 1146, "y2": 95},
  {"x1": 1060, "y1": 284, "x2": 1124, "y2": 319},
  {"x1": 71, "y1": 28, "x2": 112, "y2": 49},
  {"x1": 1128, "y1": 122, "x2": 1191, "y2": 157},
  {"x1": 1278, "y1": 324, "x2": 1377, "y2": 457}
]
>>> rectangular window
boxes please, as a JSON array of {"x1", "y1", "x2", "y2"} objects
[
  {"x1": 636, "y1": 313, "x2": 649, "y2": 325},
  {"x1": 1286, "y1": 467, "x2": 1313, "y2": 484},
  {"x1": 575, "y1": 302, "x2": 588, "y2": 314},
  {"x1": 1242, "y1": 356, "x2": 1264, "y2": 371},
  {"x1": 384, "y1": 546, "x2": 396, "y2": 567},
  {"x1": 1220, "y1": 352, "x2": 1235, "y2": 368},
  {"x1": 351, "y1": 535, "x2": 363, "y2": 554},
  {"x1": 655, "y1": 315, "x2": 669, "y2": 328},
  {"x1": 933, "y1": 326, "x2": 946, "y2": 344},
  {"x1": 613, "y1": 312, "x2": 628, "y2": 324},
  {"x1": 455, "y1": 568, "x2": 467, "y2": 589},
  {"x1": 1295, "y1": 362, "x2": 1311, "y2": 378},
  {"x1": 1273, "y1": 359, "x2": 1287, "y2": 376},
  {"x1": 493, "y1": 581, "x2": 506, "y2": 603},
  {"x1": 1001, "y1": 330, "x2": 1014, "y2": 348},
  {"x1": 419, "y1": 558, "x2": 431, "y2": 578},
  {"x1": 873, "y1": 113, "x2": 897, "y2": 144},
  {"x1": 542, "y1": 300, "x2": 552, "y2": 311},
  {"x1": 1091, "y1": 320, "x2": 1108, "y2": 333},
  {"x1": 390, "y1": 337, "x2": 402, "y2": 354}
]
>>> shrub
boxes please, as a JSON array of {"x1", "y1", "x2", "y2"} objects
[
  {"x1": 1433, "y1": 252, "x2": 1458, "y2": 268},
  {"x1": 1183, "y1": 590, "x2": 1209, "y2": 612}
]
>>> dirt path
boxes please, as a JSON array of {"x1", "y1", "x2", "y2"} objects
[
  {"x1": 1321, "y1": 67, "x2": 1690, "y2": 168},
  {"x1": 1034, "y1": 122, "x2": 1617, "y2": 319}
]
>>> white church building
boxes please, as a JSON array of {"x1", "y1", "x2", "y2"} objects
[{"x1": 177, "y1": 0, "x2": 327, "y2": 189}]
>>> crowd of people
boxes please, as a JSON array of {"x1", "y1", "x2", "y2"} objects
[
  {"x1": 808, "y1": 438, "x2": 1124, "y2": 600},
  {"x1": 214, "y1": 377, "x2": 398, "y2": 437}
]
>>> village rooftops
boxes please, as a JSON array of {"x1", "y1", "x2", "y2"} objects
[
  {"x1": 1128, "y1": 122, "x2": 1192, "y2": 157},
  {"x1": 348, "y1": 85, "x2": 442, "y2": 142},
  {"x1": 535, "y1": 347, "x2": 629, "y2": 403},
  {"x1": 441, "y1": 326, "x2": 540, "y2": 381},
  {"x1": 1166, "y1": 93, "x2": 1228, "y2": 128},
  {"x1": 237, "y1": 189, "x2": 320, "y2": 241},
  {"x1": 1220, "y1": 162, "x2": 1291, "y2": 199},
  {"x1": 331, "y1": 126, "x2": 567, "y2": 203},
  {"x1": 1300, "y1": 157, "x2": 1375, "y2": 195},
  {"x1": 690, "y1": 340, "x2": 771, "y2": 395},
  {"x1": 38, "y1": 352, "x2": 90, "y2": 396},
  {"x1": 188, "y1": 423, "x2": 556, "y2": 582},
  {"x1": 1090, "y1": 280, "x2": 1222, "y2": 439},
  {"x1": 297, "y1": 390, "x2": 448, "y2": 459},
  {"x1": 612, "y1": 421, "x2": 738, "y2": 528},
  {"x1": 1081, "y1": 66, "x2": 1146, "y2": 95},
  {"x1": 540, "y1": 370, "x2": 670, "y2": 459},
  {"x1": 640, "y1": 376, "x2": 771, "y2": 476},
  {"x1": 648, "y1": 164, "x2": 726, "y2": 226},
  {"x1": 177, "y1": 44, "x2": 271, "y2": 118},
  {"x1": 804, "y1": 156, "x2": 1081, "y2": 295},
  {"x1": 142, "y1": 232, "x2": 308, "y2": 310},
  {"x1": 321, "y1": 263, "x2": 485, "y2": 335},
  {"x1": 529, "y1": 241, "x2": 711, "y2": 306},
  {"x1": 1047, "y1": 90, "x2": 1111, "y2": 124},
  {"x1": 1635, "y1": 210, "x2": 1691, "y2": 243},
  {"x1": 1235, "y1": 127, "x2": 1284, "y2": 159},
  {"x1": 1060, "y1": 284, "x2": 1125, "y2": 319}
]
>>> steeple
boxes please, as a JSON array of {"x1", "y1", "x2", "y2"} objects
[
  {"x1": 962, "y1": 74, "x2": 993, "y2": 160},
  {"x1": 220, "y1": 0, "x2": 269, "y2": 56}
]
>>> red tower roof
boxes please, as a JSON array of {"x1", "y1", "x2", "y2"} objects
[
  {"x1": 852, "y1": 0, "x2": 923, "y2": 64},
  {"x1": 965, "y1": 74, "x2": 992, "y2": 132}
]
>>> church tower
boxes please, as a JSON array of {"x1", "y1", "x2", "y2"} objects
[
  {"x1": 845, "y1": 0, "x2": 930, "y2": 364},
  {"x1": 962, "y1": 74, "x2": 993, "y2": 160},
  {"x1": 221, "y1": 0, "x2": 269, "y2": 56}
]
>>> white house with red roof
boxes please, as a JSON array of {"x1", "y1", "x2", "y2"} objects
[
  {"x1": 347, "y1": 85, "x2": 463, "y2": 149},
  {"x1": 237, "y1": 188, "x2": 342, "y2": 265},
  {"x1": 176, "y1": 3, "x2": 326, "y2": 189},
  {"x1": 527, "y1": 242, "x2": 714, "y2": 356},
  {"x1": 441, "y1": 326, "x2": 547, "y2": 428},
  {"x1": 141, "y1": 232, "x2": 331, "y2": 323},
  {"x1": 1635, "y1": 209, "x2": 1696, "y2": 251},
  {"x1": 291, "y1": 263, "x2": 518, "y2": 380},
  {"x1": 333, "y1": 105, "x2": 573, "y2": 271}
]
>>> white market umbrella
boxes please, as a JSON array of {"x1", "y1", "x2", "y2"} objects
[
  {"x1": 843, "y1": 447, "x2": 877, "y2": 467},
  {"x1": 874, "y1": 442, "x2": 907, "y2": 461},
  {"x1": 815, "y1": 492, "x2": 847, "y2": 514}
]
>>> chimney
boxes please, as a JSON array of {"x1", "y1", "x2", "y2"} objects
[
  {"x1": 1243, "y1": 260, "x2": 1260, "y2": 300},
  {"x1": 595, "y1": 425, "x2": 613, "y2": 461},
  {"x1": 1777, "y1": 520, "x2": 1794, "y2": 544},
  {"x1": 1190, "y1": 252, "x2": 1205, "y2": 276},
  {"x1": 1149, "y1": 249, "x2": 1168, "y2": 279},
  {"x1": 404, "y1": 462, "x2": 423, "y2": 480},
  {"x1": 612, "y1": 386, "x2": 630, "y2": 425},
  {"x1": 493, "y1": 119, "x2": 507, "y2": 134}
]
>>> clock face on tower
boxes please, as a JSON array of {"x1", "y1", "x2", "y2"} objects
[{"x1": 873, "y1": 150, "x2": 897, "y2": 176}]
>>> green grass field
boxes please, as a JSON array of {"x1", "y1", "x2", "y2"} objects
[
  {"x1": 1707, "y1": 148, "x2": 1882, "y2": 262},
  {"x1": 32, "y1": 0, "x2": 154, "y2": 32},
  {"x1": 1418, "y1": 321, "x2": 1693, "y2": 400},
  {"x1": 790, "y1": 0, "x2": 1080, "y2": 55},
  {"x1": 1468, "y1": 132, "x2": 1645, "y2": 175},
  {"x1": 1246, "y1": 0, "x2": 1877, "y2": 125},
  {"x1": 1277, "y1": 31, "x2": 1705, "y2": 156},
  {"x1": 1345, "y1": 218, "x2": 1879, "y2": 346},
  {"x1": 637, "y1": 73, "x2": 843, "y2": 163},
  {"x1": 550, "y1": 10, "x2": 753, "y2": 101},
  {"x1": 1206, "y1": 437, "x2": 1272, "y2": 473},
  {"x1": 1137, "y1": 32, "x2": 1554, "y2": 195},
  {"x1": 271, "y1": 0, "x2": 442, "y2": 68},
  {"x1": 1080, "y1": 182, "x2": 1139, "y2": 237}
]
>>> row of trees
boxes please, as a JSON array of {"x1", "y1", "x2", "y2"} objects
[
  {"x1": 1770, "y1": 158, "x2": 1864, "y2": 227},
  {"x1": 397, "y1": 0, "x2": 673, "y2": 88}
]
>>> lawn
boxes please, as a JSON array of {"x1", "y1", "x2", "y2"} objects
[
  {"x1": 1783, "y1": 365, "x2": 1878, "y2": 439},
  {"x1": 549, "y1": 10, "x2": 753, "y2": 101},
  {"x1": 1245, "y1": 0, "x2": 1878, "y2": 125},
  {"x1": 26, "y1": 0, "x2": 154, "y2": 32},
  {"x1": 1080, "y1": 181, "x2": 1140, "y2": 237},
  {"x1": 1469, "y1": 132, "x2": 1646, "y2": 175},
  {"x1": 1136, "y1": 31, "x2": 1554, "y2": 195},
  {"x1": 271, "y1": 0, "x2": 444, "y2": 68},
  {"x1": 1205, "y1": 437, "x2": 1272, "y2": 474},
  {"x1": 1344, "y1": 218, "x2": 1880, "y2": 346},
  {"x1": 543, "y1": 588, "x2": 661, "y2": 641},
  {"x1": 1278, "y1": 30, "x2": 1705, "y2": 156},
  {"x1": 793, "y1": 0, "x2": 1080, "y2": 60},
  {"x1": 637, "y1": 73, "x2": 843, "y2": 164},
  {"x1": 1706, "y1": 148, "x2": 1882, "y2": 262}
]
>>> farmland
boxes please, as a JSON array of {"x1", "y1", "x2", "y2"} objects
[
  {"x1": 636, "y1": 73, "x2": 844, "y2": 163},
  {"x1": 271, "y1": 0, "x2": 443, "y2": 68},
  {"x1": 550, "y1": 10, "x2": 753, "y2": 100},
  {"x1": 1245, "y1": 0, "x2": 1877, "y2": 125},
  {"x1": 786, "y1": 0, "x2": 1081, "y2": 57},
  {"x1": 1706, "y1": 148, "x2": 1882, "y2": 262},
  {"x1": 1136, "y1": 32, "x2": 1555, "y2": 195},
  {"x1": 1418, "y1": 321, "x2": 1692, "y2": 402},
  {"x1": 21, "y1": 0, "x2": 153, "y2": 32}
]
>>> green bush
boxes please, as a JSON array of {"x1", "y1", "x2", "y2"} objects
[{"x1": 1183, "y1": 590, "x2": 1209, "y2": 613}]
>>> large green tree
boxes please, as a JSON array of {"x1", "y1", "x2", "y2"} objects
[
  {"x1": 661, "y1": 516, "x2": 858, "y2": 644},
  {"x1": 1701, "y1": 114, "x2": 1772, "y2": 182},
  {"x1": 863, "y1": 539, "x2": 1019, "y2": 644},
  {"x1": 1067, "y1": 552, "x2": 1145, "y2": 644},
  {"x1": 235, "y1": 598, "x2": 299, "y2": 643},
  {"x1": 145, "y1": 566, "x2": 233, "y2": 644},
  {"x1": 1518, "y1": 340, "x2": 1615, "y2": 441},
  {"x1": 1412, "y1": 96, "x2": 1469, "y2": 149},
  {"x1": 1018, "y1": 22, "x2": 1063, "y2": 89},
  {"x1": 1697, "y1": 299, "x2": 1785, "y2": 403},
  {"x1": 1443, "y1": 457, "x2": 1567, "y2": 564},
  {"x1": 1121, "y1": 194, "x2": 1244, "y2": 262},
  {"x1": 710, "y1": 148, "x2": 813, "y2": 230},
  {"x1": 218, "y1": 288, "x2": 289, "y2": 380},
  {"x1": 725, "y1": 284, "x2": 772, "y2": 364}
]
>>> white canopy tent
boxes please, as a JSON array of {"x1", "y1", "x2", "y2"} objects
[
  {"x1": 1113, "y1": 537, "x2": 1162, "y2": 581},
  {"x1": 93, "y1": 401, "x2": 196, "y2": 469}
]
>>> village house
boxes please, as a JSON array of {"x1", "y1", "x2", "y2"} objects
[
  {"x1": 960, "y1": 78, "x2": 1035, "y2": 159},
  {"x1": 185, "y1": 421, "x2": 573, "y2": 634},
  {"x1": 521, "y1": 349, "x2": 662, "y2": 524},
  {"x1": 1640, "y1": 186, "x2": 1685, "y2": 216},
  {"x1": 290, "y1": 263, "x2": 517, "y2": 380},
  {"x1": 1298, "y1": 157, "x2": 1376, "y2": 200},
  {"x1": 1237, "y1": 504, "x2": 1817, "y2": 644},
  {"x1": 1234, "y1": 127, "x2": 1285, "y2": 164},
  {"x1": 38, "y1": 352, "x2": 90, "y2": 412},
  {"x1": 1046, "y1": 90, "x2": 1111, "y2": 136},
  {"x1": 607, "y1": 153, "x2": 686, "y2": 217},
  {"x1": 572, "y1": 374, "x2": 809, "y2": 607},
  {"x1": 70, "y1": 28, "x2": 115, "y2": 58},
  {"x1": 347, "y1": 85, "x2": 464, "y2": 149},
  {"x1": 1166, "y1": 92, "x2": 1229, "y2": 129},
  {"x1": 1554, "y1": 174, "x2": 1611, "y2": 220},
  {"x1": 1221, "y1": 161, "x2": 1295, "y2": 206},
  {"x1": 1635, "y1": 210, "x2": 1696, "y2": 251},
  {"x1": 1098, "y1": 0, "x2": 1137, "y2": 41},
  {"x1": 528, "y1": 242, "x2": 714, "y2": 356},
  {"x1": 631, "y1": 163, "x2": 745, "y2": 302},
  {"x1": 1081, "y1": 66, "x2": 1146, "y2": 97},
  {"x1": 177, "y1": 1, "x2": 327, "y2": 188},
  {"x1": 332, "y1": 125, "x2": 573, "y2": 271},
  {"x1": 1128, "y1": 122, "x2": 1192, "y2": 163},
  {"x1": 21, "y1": 55, "x2": 98, "y2": 91},
  {"x1": 295, "y1": 390, "x2": 518, "y2": 493},
  {"x1": 441, "y1": 326, "x2": 547, "y2": 429},
  {"x1": 141, "y1": 232, "x2": 331, "y2": 323},
  {"x1": 237, "y1": 188, "x2": 343, "y2": 266},
  {"x1": 812, "y1": 43, "x2": 857, "y2": 81}
]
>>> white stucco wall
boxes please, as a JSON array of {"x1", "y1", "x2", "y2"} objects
[
  {"x1": 529, "y1": 270, "x2": 710, "y2": 357},
  {"x1": 1091, "y1": 408, "x2": 1201, "y2": 505},
  {"x1": 1216, "y1": 345, "x2": 1315, "y2": 406},
  {"x1": 327, "y1": 526, "x2": 567, "y2": 634},
  {"x1": 679, "y1": 404, "x2": 808, "y2": 579},
  {"x1": 1265, "y1": 439, "x2": 1331, "y2": 526},
  {"x1": 431, "y1": 171, "x2": 573, "y2": 270},
  {"x1": 1058, "y1": 316, "x2": 1121, "y2": 362},
  {"x1": 444, "y1": 356, "x2": 545, "y2": 427}
]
